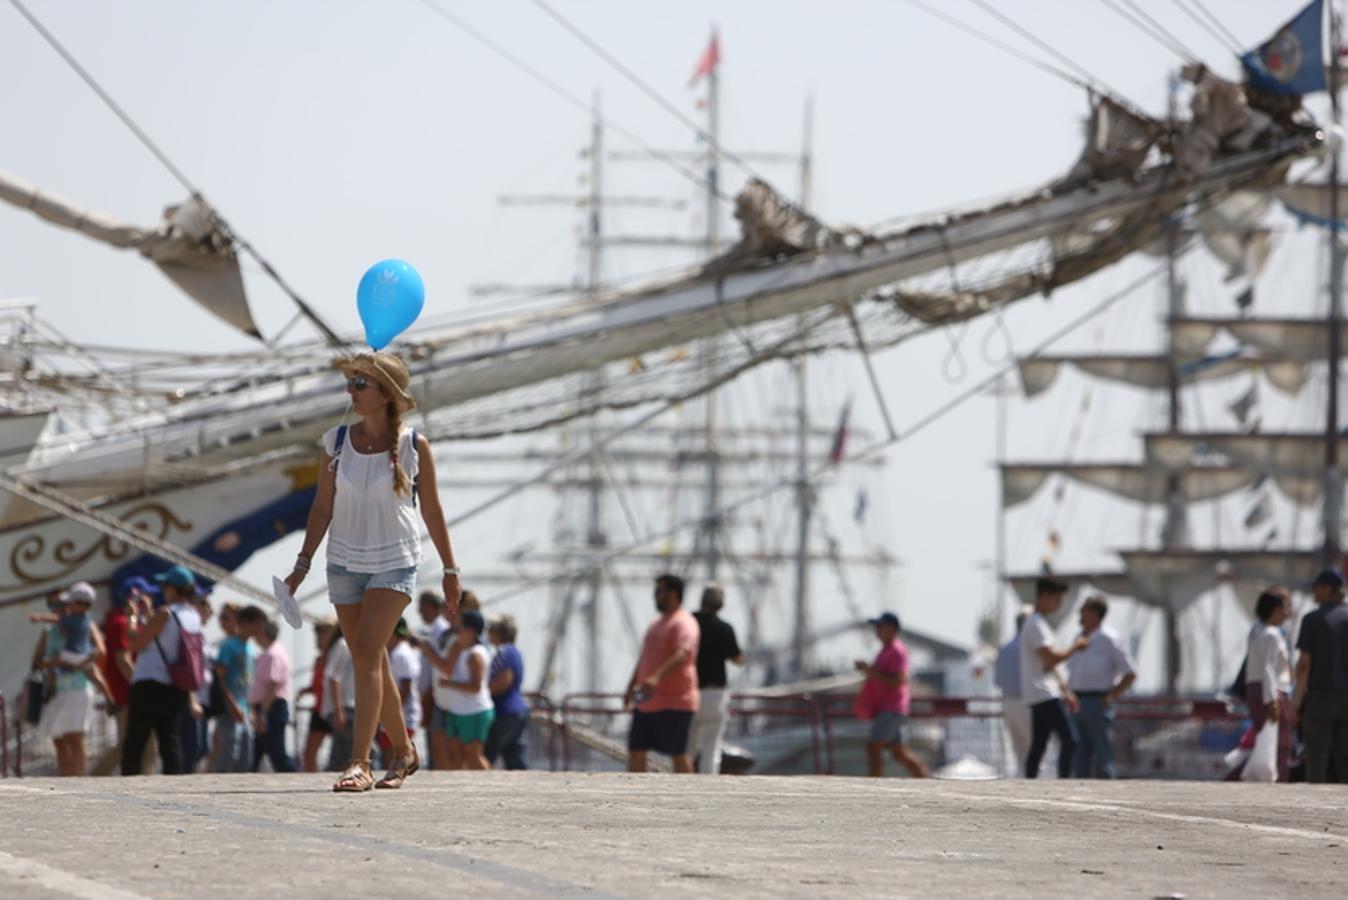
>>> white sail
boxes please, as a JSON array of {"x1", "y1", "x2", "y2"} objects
[
  {"x1": 0, "y1": 171, "x2": 260, "y2": 338},
  {"x1": 1000, "y1": 463, "x2": 1258, "y2": 508},
  {"x1": 1145, "y1": 431, "x2": 1342, "y2": 504},
  {"x1": 1171, "y1": 316, "x2": 1348, "y2": 362},
  {"x1": 1017, "y1": 353, "x2": 1307, "y2": 397}
]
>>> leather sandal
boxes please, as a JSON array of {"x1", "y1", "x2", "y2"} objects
[
  {"x1": 375, "y1": 744, "x2": 420, "y2": 790},
  {"x1": 332, "y1": 759, "x2": 374, "y2": 793}
]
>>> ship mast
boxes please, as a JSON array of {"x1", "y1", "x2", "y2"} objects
[
  {"x1": 791, "y1": 96, "x2": 814, "y2": 679},
  {"x1": 1324, "y1": 5, "x2": 1344, "y2": 568},
  {"x1": 1161, "y1": 73, "x2": 1187, "y2": 696},
  {"x1": 698, "y1": 25, "x2": 723, "y2": 581}
]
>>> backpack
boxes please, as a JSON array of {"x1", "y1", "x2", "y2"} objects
[
  {"x1": 332, "y1": 424, "x2": 420, "y2": 505},
  {"x1": 154, "y1": 608, "x2": 206, "y2": 693}
]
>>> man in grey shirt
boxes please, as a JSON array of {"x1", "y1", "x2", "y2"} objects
[{"x1": 1066, "y1": 596, "x2": 1136, "y2": 779}]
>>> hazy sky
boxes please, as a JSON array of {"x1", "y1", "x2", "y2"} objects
[{"x1": 1, "y1": 1, "x2": 1324, "y2": 693}]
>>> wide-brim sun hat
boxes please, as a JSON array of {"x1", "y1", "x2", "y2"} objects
[{"x1": 336, "y1": 351, "x2": 416, "y2": 412}]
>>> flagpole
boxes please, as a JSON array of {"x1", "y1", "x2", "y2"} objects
[{"x1": 1325, "y1": 1, "x2": 1344, "y2": 569}]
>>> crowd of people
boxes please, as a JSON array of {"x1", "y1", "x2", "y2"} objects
[
  {"x1": 995, "y1": 573, "x2": 1348, "y2": 783},
  {"x1": 23, "y1": 572, "x2": 538, "y2": 778}
]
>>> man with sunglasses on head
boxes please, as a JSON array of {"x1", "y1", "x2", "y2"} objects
[{"x1": 625, "y1": 574, "x2": 700, "y2": 774}]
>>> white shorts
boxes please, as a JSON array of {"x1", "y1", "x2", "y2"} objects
[{"x1": 39, "y1": 685, "x2": 92, "y2": 740}]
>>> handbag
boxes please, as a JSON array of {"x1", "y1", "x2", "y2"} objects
[
  {"x1": 23, "y1": 673, "x2": 46, "y2": 725},
  {"x1": 1242, "y1": 721, "x2": 1279, "y2": 782}
]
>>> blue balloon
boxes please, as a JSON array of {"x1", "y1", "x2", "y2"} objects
[{"x1": 356, "y1": 259, "x2": 425, "y2": 350}]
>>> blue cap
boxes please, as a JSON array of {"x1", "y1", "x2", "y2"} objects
[
  {"x1": 116, "y1": 576, "x2": 153, "y2": 603},
  {"x1": 1313, "y1": 568, "x2": 1345, "y2": 589},
  {"x1": 459, "y1": 609, "x2": 485, "y2": 636},
  {"x1": 868, "y1": 611, "x2": 901, "y2": 630},
  {"x1": 153, "y1": 565, "x2": 196, "y2": 590}
]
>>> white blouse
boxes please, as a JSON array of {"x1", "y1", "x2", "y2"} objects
[
  {"x1": 1247, "y1": 624, "x2": 1292, "y2": 704},
  {"x1": 433, "y1": 643, "x2": 494, "y2": 716},
  {"x1": 322, "y1": 425, "x2": 422, "y2": 573}
]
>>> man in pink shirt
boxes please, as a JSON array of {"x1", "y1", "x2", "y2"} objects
[
  {"x1": 243, "y1": 612, "x2": 296, "y2": 773},
  {"x1": 625, "y1": 574, "x2": 700, "y2": 773},
  {"x1": 854, "y1": 612, "x2": 927, "y2": 778}
]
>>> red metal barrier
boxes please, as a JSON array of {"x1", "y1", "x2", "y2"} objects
[{"x1": 539, "y1": 692, "x2": 1249, "y2": 779}]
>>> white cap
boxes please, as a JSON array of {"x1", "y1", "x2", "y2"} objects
[{"x1": 59, "y1": 581, "x2": 96, "y2": 605}]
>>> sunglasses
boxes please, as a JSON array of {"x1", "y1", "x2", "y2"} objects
[{"x1": 346, "y1": 375, "x2": 372, "y2": 391}]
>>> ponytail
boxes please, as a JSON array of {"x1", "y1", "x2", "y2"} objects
[{"x1": 387, "y1": 401, "x2": 414, "y2": 498}]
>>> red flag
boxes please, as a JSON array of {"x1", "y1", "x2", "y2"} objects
[
  {"x1": 688, "y1": 32, "x2": 720, "y2": 87},
  {"x1": 828, "y1": 400, "x2": 852, "y2": 465}
]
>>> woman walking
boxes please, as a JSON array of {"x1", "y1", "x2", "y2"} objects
[
  {"x1": 122, "y1": 566, "x2": 205, "y2": 775},
  {"x1": 1246, "y1": 588, "x2": 1295, "y2": 782},
  {"x1": 285, "y1": 351, "x2": 461, "y2": 792}
]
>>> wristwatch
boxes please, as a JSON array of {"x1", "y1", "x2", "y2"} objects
[{"x1": 443, "y1": 566, "x2": 461, "y2": 576}]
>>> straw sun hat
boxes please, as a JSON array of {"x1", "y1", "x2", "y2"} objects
[{"x1": 335, "y1": 351, "x2": 416, "y2": 412}]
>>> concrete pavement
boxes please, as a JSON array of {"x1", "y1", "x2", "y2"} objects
[{"x1": 1, "y1": 773, "x2": 1345, "y2": 897}]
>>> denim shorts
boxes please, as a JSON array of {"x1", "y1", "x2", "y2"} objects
[
  {"x1": 869, "y1": 710, "x2": 907, "y2": 745},
  {"x1": 327, "y1": 563, "x2": 418, "y2": 606}
]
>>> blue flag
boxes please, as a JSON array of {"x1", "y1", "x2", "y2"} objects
[{"x1": 1242, "y1": 0, "x2": 1327, "y2": 95}]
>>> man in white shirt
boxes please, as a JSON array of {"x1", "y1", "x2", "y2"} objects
[
  {"x1": 323, "y1": 636, "x2": 357, "y2": 772},
  {"x1": 1066, "y1": 596, "x2": 1136, "y2": 779},
  {"x1": 1020, "y1": 577, "x2": 1090, "y2": 779}
]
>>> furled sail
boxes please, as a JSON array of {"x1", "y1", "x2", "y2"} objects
[
  {"x1": 1000, "y1": 462, "x2": 1259, "y2": 508},
  {"x1": 1170, "y1": 316, "x2": 1348, "y2": 361},
  {"x1": 1274, "y1": 182, "x2": 1348, "y2": 229},
  {"x1": 1016, "y1": 352, "x2": 1307, "y2": 398},
  {"x1": 1145, "y1": 431, "x2": 1345, "y2": 503},
  {"x1": 0, "y1": 170, "x2": 260, "y2": 338}
]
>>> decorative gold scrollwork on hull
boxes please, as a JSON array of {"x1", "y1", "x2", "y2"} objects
[{"x1": 4, "y1": 503, "x2": 193, "y2": 591}]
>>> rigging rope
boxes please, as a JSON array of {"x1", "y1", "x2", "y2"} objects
[
  {"x1": 1173, "y1": 0, "x2": 1245, "y2": 55},
  {"x1": 903, "y1": 0, "x2": 1092, "y2": 92},
  {"x1": 417, "y1": 0, "x2": 735, "y2": 205},
  {"x1": 965, "y1": 0, "x2": 1142, "y2": 109},
  {"x1": 1098, "y1": 0, "x2": 1203, "y2": 65},
  {"x1": 4, "y1": 0, "x2": 344, "y2": 347},
  {"x1": 527, "y1": 0, "x2": 770, "y2": 188},
  {"x1": 484, "y1": 263, "x2": 1172, "y2": 607}
]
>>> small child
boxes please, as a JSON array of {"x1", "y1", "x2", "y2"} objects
[{"x1": 29, "y1": 581, "x2": 114, "y2": 705}]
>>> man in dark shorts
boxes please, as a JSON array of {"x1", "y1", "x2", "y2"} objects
[
  {"x1": 625, "y1": 574, "x2": 700, "y2": 773},
  {"x1": 1292, "y1": 569, "x2": 1348, "y2": 783}
]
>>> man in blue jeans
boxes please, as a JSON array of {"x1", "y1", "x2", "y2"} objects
[
  {"x1": 1066, "y1": 596, "x2": 1136, "y2": 778},
  {"x1": 1019, "y1": 577, "x2": 1090, "y2": 779}
]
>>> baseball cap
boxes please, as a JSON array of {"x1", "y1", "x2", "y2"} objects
[
  {"x1": 116, "y1": 576, "x2": 153, "y2": 603},
  {"x1": 459, "y1": 609, "x2": 486, "y2": 636},
  {"x1": 153, "y1": 565, "x2": 196, "y2": 590},
  {"x1": 868, "y1": 611, "x2": 901, "y2": 630},
  {"x1": 59, "y1": 581, "x2": 96, "y2": 606},
  {"x1": 1313, "y1": 568, "x2": 1345, "y2": 590}
]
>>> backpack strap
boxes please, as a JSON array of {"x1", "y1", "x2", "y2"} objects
[
  {"x1": 329, "y1": 424, "x2": 348, "y2": 472},
  {"x1": 151, "y1": 607, "x2": 181, "y2": 667},
  {"x1": 410, "y1": 428, "x2": 420, "y2": 508}
]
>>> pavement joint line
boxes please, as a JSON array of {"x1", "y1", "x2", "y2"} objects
[
  {"x1": 83, "y1": 789, "x2": 622, "y2": 898},
  {"x1": 930, "y1": 789, "x2": 1348, "y2": 845},
  {"x1": 0, "y1": 848, "x2": 149, "y2": 900}
]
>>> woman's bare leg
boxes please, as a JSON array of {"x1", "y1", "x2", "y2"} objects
[
  {"x1": 446, "y1": 738, "x2": 465, "y2": 770},
  {"x1": 340, "y1": 590, "x2": 410, "y2": 769}
]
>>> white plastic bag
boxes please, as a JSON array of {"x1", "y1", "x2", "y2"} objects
[{"x1": 1241, "y1": 721, "x2": 1278, "y2": 782}]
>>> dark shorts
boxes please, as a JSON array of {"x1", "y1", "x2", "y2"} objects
[
  {"x1": 309, "y1": 712, "x2": 333, "y2": 735},
  {"x1": 628, "y1": 709, "x2": 694, "y2": 757}
]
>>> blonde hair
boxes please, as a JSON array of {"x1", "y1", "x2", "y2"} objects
[
  {"x1": 460, "y1": 590, "x2": 480, "y2": 611},
  {"x1": 387, "y1": 400, "x2": 414, "y2": 499}
]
